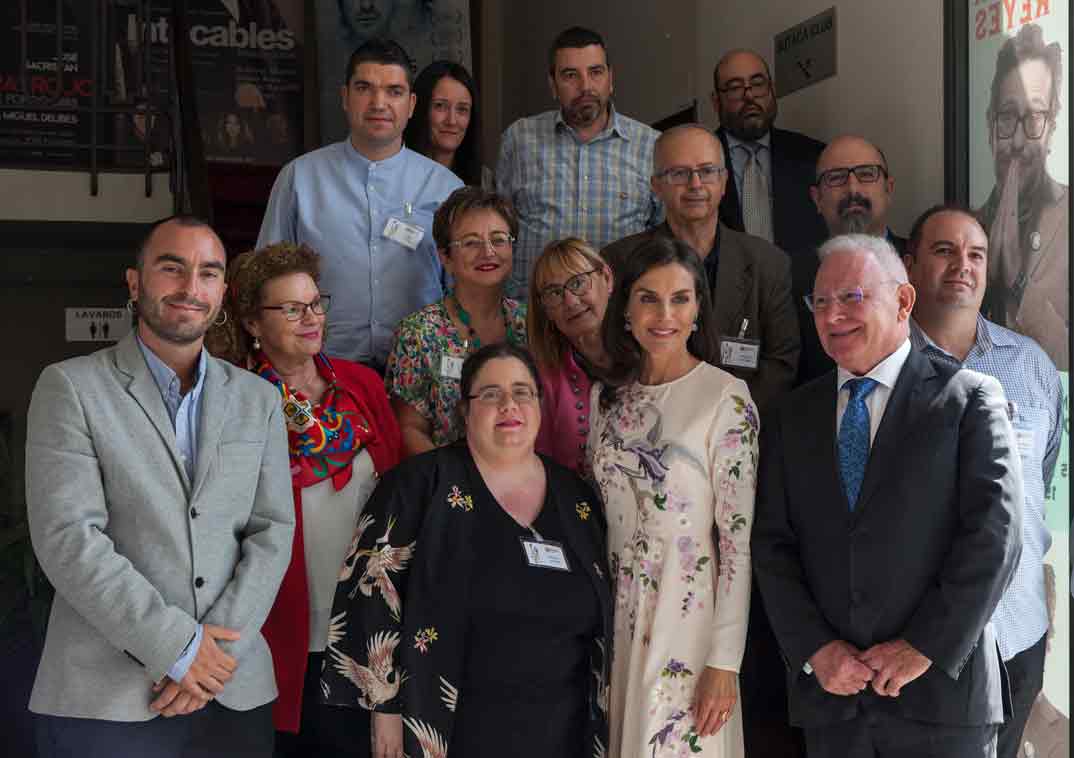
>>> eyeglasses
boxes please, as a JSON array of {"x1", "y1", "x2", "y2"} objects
[
  {"x1": 814, "y1": 164, "x2": 887, "y2": 188},
  {"x1": 447, "y1": 233, "x2": 515, "y2": 254},
  {"x1": 716, "y1": 75, "x2": 771, "y2": 102},
  {"x1": 540, "y1": 269, "x2": 598, "y2": 307},
  {"x1": 993, "y1": 108, "x2": 1052, "y2": 140},
  {"x1": 261, "y1": 296, "x2": 332, "y2": 321},
  {"x1": 804, "y1": 282, "x2": 899, "y2": 313},
  {"x1": 656, "y1": 165, "x2": 727, "y2": 185},
  {"x1": 467, "y1": 385, "x2": 539, "y2": 406}
]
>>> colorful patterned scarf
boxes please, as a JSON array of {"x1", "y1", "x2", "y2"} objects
[{"x1": 252, "y1": 352, "x2": 375, "y2": 491}]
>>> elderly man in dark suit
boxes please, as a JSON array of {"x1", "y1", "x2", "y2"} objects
[
  {"x1": 602, "y1": 122, "x2": 799, "y2": 412},
  {"x1": 794, "y1": 135, "x2": 907, "y2": 385},
  {"x1": 711, "y1": 49, "x2": 828, "y2": 254},
  {"x1": 753, "y1": 233, "x2": 1022, "y2": 757}
]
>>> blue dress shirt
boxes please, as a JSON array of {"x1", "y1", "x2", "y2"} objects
[
  {"x1": 257, "y1": 140, "x2": 463, "y2": 366},
  {"x1": 911, "y1": 316, "x2": 1065, "y2": 660},
  {"x1": 136, "y1": 336, "x2": 208, "y2": 682}
]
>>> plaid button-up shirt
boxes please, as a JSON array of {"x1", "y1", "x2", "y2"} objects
[{"x1": 496, "y1": 106, "x2": 663, "y2": 300}]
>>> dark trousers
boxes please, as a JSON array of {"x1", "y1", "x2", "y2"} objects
[
  {"x1": 804, "y1": 708, "x2": 998, "y2": 758},
  {"x1": 997, "y1": 634, "x2": 1047, "y2": 758},
  {"x1": 274, "y1": 652, "x2": 371, "y2": 758},
  {"x1": 35, "y1": 700, "x2": 274, "y2": 758}
]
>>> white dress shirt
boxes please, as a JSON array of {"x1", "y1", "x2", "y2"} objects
[{"x1": 835, "y1": 338, "x2": 912, "y2": 443}]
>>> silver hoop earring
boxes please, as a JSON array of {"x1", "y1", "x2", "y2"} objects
[
  {"x1": 126, "y1": 299, "x2": 136, "y2": 313},
  {"x1": 214, "y1": 310, "x2": 229, "y2": 326}
]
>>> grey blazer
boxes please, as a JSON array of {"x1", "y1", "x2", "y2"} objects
[{"x1": 26, "y1": 333, "x2": 295, "y2": 721}]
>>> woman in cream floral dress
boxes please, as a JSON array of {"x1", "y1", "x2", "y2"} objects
[{"x1": 589, "y1": 237, "x2": 757, "y2": 758}]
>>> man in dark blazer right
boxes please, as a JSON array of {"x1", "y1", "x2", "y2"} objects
[
  {"x1": 712, "y1": 49, "x2": 828, "y2": 254},
  {"x1": 753, "y1": 233, "x2": 1022, "y2": 757}
]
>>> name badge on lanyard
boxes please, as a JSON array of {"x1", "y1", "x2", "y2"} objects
[
  {"x1": 520, "y1": 537, "x2": 571, "y2": 571},
  {"x1": 383, "y1": 217, "x2": 424, "y2": 250},
  {"x1": 718, "y1": 317, "x2": 760, "y2": 370}
]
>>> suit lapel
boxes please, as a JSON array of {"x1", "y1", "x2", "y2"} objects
[
  {"x1": 789, "y1": 373, "x2": 848, "y2": 518},
  {"x1": 191, "y1": 355, "x2": 232, "y2": 501},
  {"x1": 711, "y1": 227, "x2": 752, "y2": 336},
  {"x1": 716, "y1": 128, "x2": 744, "y2": 231},
  {"x1": 855, "y1": 350, "x2": 937, "y2": 513}
]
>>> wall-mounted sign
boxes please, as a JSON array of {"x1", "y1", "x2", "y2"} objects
[
  {"x1": 65, "y1": 307, "x2": 131, "y2": 342},
  {"x1": 774, "y1": 7, "x2": 837, "y2": 97}
]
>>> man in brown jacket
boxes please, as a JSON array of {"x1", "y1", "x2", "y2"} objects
[{"x1": 602, "y1": 123, "x2": 799, "y2": 411}]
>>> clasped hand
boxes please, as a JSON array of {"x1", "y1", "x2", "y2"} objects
[
  {"x1": 809, "y1": 638, "x2": 931, "y2": 698},
  {"x1": 149, "y1": 624, "x2": 240, "y2": 717}
]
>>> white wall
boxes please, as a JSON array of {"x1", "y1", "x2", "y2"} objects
[
  {"x1": 0, "y1": 170, "x2": 173, "y2": 222},
  {"x1": 695, "y1": 0, "x2": 945, "y2": 235}
]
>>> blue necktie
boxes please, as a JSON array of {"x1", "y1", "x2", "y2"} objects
[{"x1": 838, "y1": 378, "x2": 879, "y2": 510}]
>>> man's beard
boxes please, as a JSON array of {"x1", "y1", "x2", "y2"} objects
[
  {"x1": 565, "y1": 94, "x2": 606, "y2": 129},
  {"x1": 720, "y1": 99, "x2": 777, "y2": 141},
  {"x1": 137, "y1": 292, "x2": 216, "y2": 345},
  {"x1": 834, "y1": 193, "x2": 874, "y2": 235}
]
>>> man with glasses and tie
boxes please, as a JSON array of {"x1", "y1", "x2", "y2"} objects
[
  {"x1": 712, "y1": 49, "x2": 828, "y2": 254},
  {"x1": 602, "y1": 123, "x2": 799, "y2": 411},
  {"x1": 976, "y1": 23, "x2": 1068, "y2": 372},
  {"x1": 753, "y1": 233, "x2": 1022, "y2": 758},
  {"x1": 794, "y1": 135, "x2": 905, "y2": 385}
]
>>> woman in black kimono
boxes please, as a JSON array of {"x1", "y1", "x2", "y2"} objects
[{"x1": 322, "y1": 343, "x2": 612, "y2": 758}]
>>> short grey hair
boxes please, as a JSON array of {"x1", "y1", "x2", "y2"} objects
[{"x1": 818, "y1": 233, "x2": 907, "y2": 283}]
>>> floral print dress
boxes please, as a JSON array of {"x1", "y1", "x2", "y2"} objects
[
  {"x1": 588, "y1": 362, "x2": 758, "y2": 758},
  {"x1": 385, "y1": 297, "x2": 527, "y2": 447}
]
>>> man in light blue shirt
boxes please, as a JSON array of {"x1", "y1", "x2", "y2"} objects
[
  {"x1": 258, "y1": 39, "x2": 462, "y2": 370},
  {"x1": 905, "y1": 204, "x2": 1064, "y2": 758},
  {"x1": 496, "y1": 26, "x2": 662, "y2": 300}
]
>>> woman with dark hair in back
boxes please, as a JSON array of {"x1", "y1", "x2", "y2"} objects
[
  {"x1": 403, "y1": 60, "x2": 484, "y2": 186},
  {"x1": 588, "y1": 236, "x2": 757, "y2": 758}
]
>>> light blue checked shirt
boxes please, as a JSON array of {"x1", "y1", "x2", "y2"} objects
[
  {"x1": 258, "y1": 140, "x2": 463, "y2": 367},
  {"x1": 910, "y1": 316, "x2": 1064, "y2": 660},
  {"x1": 496, "y1": 106, "x2": 663, "y2": 300},
  {"x1": 136, "y1": 336, "x2": 207, "y2": 683}
]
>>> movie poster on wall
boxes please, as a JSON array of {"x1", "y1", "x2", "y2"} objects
[
  {"x1": 966, "y1": 0, "x2": 1070, "y2": 748},
  {"x1": 314, "y1": 0, "x2": 472, "y2": 145},
  {"x1": 0, "y1": 0, "x2": 305, "y2": 169}
]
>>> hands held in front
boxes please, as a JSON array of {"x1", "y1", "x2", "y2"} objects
[
  {"x1": 691, "y1": 666, "x2": 737, "y2": 737},
  {"x1": 372, "y1": 712, "x2": 404, "y2": 758},
  {"x1": 858, "y1": 639, "x2": 931, "y2": 696},
  {"x1": 149, "y1": 624, "x2": 240, "y2": 717},
  {"x1": 810, "y1": 638, "x2": 931, "y2": 698}
]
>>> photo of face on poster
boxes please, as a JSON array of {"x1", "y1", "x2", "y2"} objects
[{"x1": 314, "y1": 0, "x2": 471, "y2": 144}]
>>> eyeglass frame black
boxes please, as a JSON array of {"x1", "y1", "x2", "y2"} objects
[
  {"x1": 260, "y1": 295, "x2": 332, "y2": 320},
  {"x1": 539, "y1": 269, "x2": 599, "y2": 307},
  {"x1": 715, "y1": 74, "x2": 772, "y2": 101},
  {"x1": 991, "y1": 108, "x2": 1053, "y2": 140},
  {"x1": 813, "y1": 164, "x2": 889, "y2": 189}
]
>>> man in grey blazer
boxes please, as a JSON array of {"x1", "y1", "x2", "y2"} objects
[{"x1": 26, "y1": 216, "x2": 294, "y2": 757}]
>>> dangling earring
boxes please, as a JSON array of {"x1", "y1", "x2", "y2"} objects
[
  {"x1": 215, "y1": 310, "x2": 229, "y2": 326},
  {"x1": 624, "y1": 316, "x2": 632, "y2": 332},
  {"x1": 691, "y1": 321, "x2": 699, "y2": 332},
  {"x1": 253, "y1": 337, "x2": 261, "y2": 351},
  {"x1": 126, "y1": 299, "x2": 136, "y2": 313}
]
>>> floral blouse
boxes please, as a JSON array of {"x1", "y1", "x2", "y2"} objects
[{"x1": 385, "y1": 297, "x2": 528, "y2": 447}]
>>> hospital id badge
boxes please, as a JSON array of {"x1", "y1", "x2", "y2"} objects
[
  {"x1": 718, "y1": 336, "x2": 760, "y2": 370},
  {"x1": 383, "y1": 217, "x2": 424, "y2": 250},
  {"x1": 520, "y1": 538, "x2": 571, "y2": 571}
]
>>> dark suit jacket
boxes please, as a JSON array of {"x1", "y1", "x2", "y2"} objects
[
  {"x1": 752, "y1": 348, "x2": 1022, "y2": 729},
  {"x1": 792, "y1": 231, "x2": 908, "y2": 387},
  {"x1": 602, "y1": 222, "x2": 799, "y2": 410},
  {"x1": 717, "y1": 126, "x2": 828, "y2": 254}
]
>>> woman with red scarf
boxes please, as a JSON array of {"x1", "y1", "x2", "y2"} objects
[{"x1": 207, "y1": 242, "x2": 401, "y2": 757}]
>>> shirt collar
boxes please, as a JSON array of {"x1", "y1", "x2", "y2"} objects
[
  {"x1": 910, "y1": 314, "x2": 1010, "y2": 361},
  {"x1": 837, "y1": 338, "x2": 911, "y2": 394},
  {"x1": 343, "y1": 137, "x2": 408, "y2": 169},
  {"x1": 725, "y1": 130, "x2": 771, "y2": 154},
  {"x1": 136, "y1": 334, "x2": 207, "y2": 398},
  {"x1": 554, "y1": 103, "x2": 626, "y2": 141}
]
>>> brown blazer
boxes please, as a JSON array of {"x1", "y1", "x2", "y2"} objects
[{"x1": 602, "y1": 222, "x2": 800, "y2": 410}]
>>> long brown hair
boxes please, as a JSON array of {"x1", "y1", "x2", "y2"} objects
[{"x1": 599, "y1": 236, "x2": 719, "y2": 408}]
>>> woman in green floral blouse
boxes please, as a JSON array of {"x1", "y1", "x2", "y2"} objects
[{"x1": 386, "y1": 186, "x2": 528, "y2": 456}]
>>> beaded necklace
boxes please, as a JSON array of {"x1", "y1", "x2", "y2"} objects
[{"x1": 450, "y1": 291, "x2": 516, "y2": 349}]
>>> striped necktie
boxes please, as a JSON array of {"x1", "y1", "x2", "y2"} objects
[{"x1": 740, "y1": 142, "x2": 773, "y2": 242}]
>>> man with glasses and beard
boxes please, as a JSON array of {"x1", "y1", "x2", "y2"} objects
[
  {"x1": 794, "y1": 136, "x2": 903, "y2": 385},
  {"x1": 977, "y1": 22, "x2": 1068, "y2": 372},
  {"x1": 712, "y1": 49, "x2": 828, "y2": 254},
  {"x1": 497, "y1": 26, "x2": 663, "y2": 300}
]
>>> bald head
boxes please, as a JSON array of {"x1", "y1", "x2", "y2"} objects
[
  {"x1": 650, "y1": 123, "x2": 728, "y2": 228},
  {"x1": 713, "y1": 49, "x2": 771, "y2": 87},
  {"x1": 811, "y1": 135, "x2": 895, "y2": 236},
  {"x1": 711, "y1": 49, "x2": 778, "y2": 141},
  {"x1": 654, "y1": 123, "x2": 724, "y2": 173}
]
